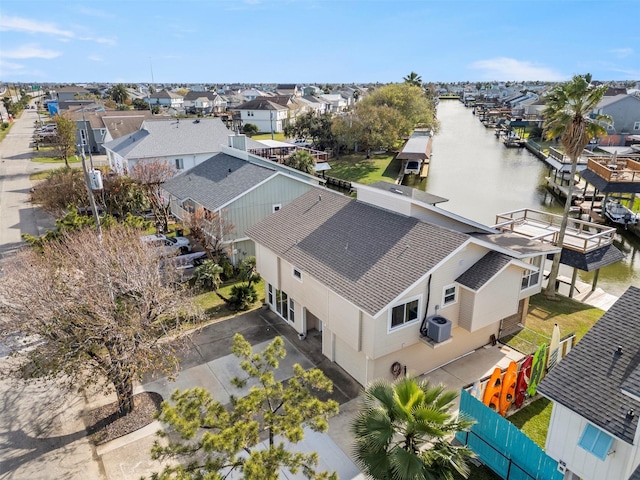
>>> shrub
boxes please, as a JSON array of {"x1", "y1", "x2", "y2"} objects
[{"x1": 229, "y1": 284, "x2": 258, "y2": 311}]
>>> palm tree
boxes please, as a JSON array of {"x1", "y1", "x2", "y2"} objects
[
  {"x1": 109, "y1": 83, "x2": 129, "y2": 105},
  {"x1": 403, "y1": 71, "x2": 423, "y2": 87},
  {"x1": 542, "y1": 74, "x2": 610, "y2": 299},
  {"x1": 285, "y1": 149, "x2": 316, "y2": 174},
  {"x1": 352, "y1": 376, "x2": 474, "y2": 480}
]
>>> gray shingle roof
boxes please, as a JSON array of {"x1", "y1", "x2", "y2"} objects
[
  {"x1": 162, "y1": 153, "x2": 276, "y2": 210},
  {"x1": 103, "y1": 118, "x2": 264, "y2": 159},
  {"x1": 538, "y1": 286, "x2": 640, "y2": 444},
  {"x1": 235, "y1": 99, "x2": 289, "y2": 111},
  {"x1": 246, "y1": 189, "x2": 469, "y2": 316},
  {"x1": 560, "y1": 244, "x2": 625, "y2": 272},
  {"x1": 456, "y1": 251, "x2": 512, "y2": 290}
]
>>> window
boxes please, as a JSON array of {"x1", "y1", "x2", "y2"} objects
[
  {"x1": 288, "y1": 298, "x2": 295, "y2": 323},
  {"x1": 634, "y1": 121, "x2": 640, "y2": 131},
  {"x1": 268, "y1": 284, "x2": 273, "y2": 305},
  {"x1": 175, "y1": 158, "x2": 184, "y2": 170},
  {"x1": 390, "y1": 298, "x2": 419, "y2": 329},
  {"x1": 272, "y1": 204, "x2": 282, "y2": 212},
  {"x1": 578, "y1": 424, "x2": 613, "y2": 461},
  {"x1": 521, "y1": 256, "x2": 542, "y2": 290},
  {"x1": 443, "y1": 285, "x2": 457, "y2": 306},
  {"x1": 293, "y1": 268, "x2": 302, "y2": 281}
]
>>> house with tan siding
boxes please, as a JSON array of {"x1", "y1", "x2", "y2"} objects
[{"x1": 246, "y1": 183, "x2": 559, "y2": 386}]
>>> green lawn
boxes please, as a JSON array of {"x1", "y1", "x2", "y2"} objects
[
  {"x1": 507, "y1": 398, "x2": 553, "y2": 448},
  {"x1": 504, "y1": 294, "x2": 604, "y2": 353},
  {"x1": 327, "y1": 152, "x2": 400, "y2": 184},
  {"x1": 194, "y1": 279, "x2": 265, "y2": 320},
  {"x1": 251, "y1": 133, "x2": 286, "y2": 141},
  {"x1": 31, "y1": 155, "x2": 81, "y2": 163}
]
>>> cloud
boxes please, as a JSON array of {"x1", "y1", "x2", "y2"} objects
[
  {"x1": 79, "y1": 36, "x2": 117, "y2": 46},
  {"x1": 1, "y1": 44, "x2": 61, "y2": 59},
  {"x1": 0, "y1": 15, "x2": 74, "y2": 38},
  {"x1": 0, "y1": 59, "x2": 25, "y2": 72},
  {"x1": 88, "y1": 55, "x2": 103, "y2": 62},
  {"x1": 469, "y1": 57, "x2": 566, "y2": 82},
  {"x1": 609, "y1": 48, "x2": 633, "y2": 58}
]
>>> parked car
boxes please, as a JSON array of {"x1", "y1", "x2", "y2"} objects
[
  {"x1": 141, "y1": 234, "x2": 192, "y2": 254},
  {"x1": 291, "y1": 139, "x2": 312, "y2": 148},
  {"x1": 161, "y1": 251, "x2": 207, "y2": 271}
]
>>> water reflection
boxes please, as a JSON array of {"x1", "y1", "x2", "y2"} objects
[{"x1": 423, "y1": 100, "x2": 640, "y2": 297}]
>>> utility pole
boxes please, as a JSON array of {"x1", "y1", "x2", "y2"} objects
[{"x1": 79, "y1": 143, "x2": 103, "y2": 239}]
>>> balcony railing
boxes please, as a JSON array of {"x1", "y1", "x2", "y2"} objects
[
  {"x1": 586, "y1": 157, "x2": 640, "y2": 183},
  {"x1": 493, "y1": 208, "x2": 615, "y2": 254}
]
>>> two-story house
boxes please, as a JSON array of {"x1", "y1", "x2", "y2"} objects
[
  {"x1": 183, "y1": 91, "x2": 227, "y2": 115},
  {"x1": 234, "y1": 98, "x2": 289, "y2": 134},
  {"x1": 538, "y1": 286, "x2": 640, "y2": 480},
  {"x1": 246, "y1": 183, "x2": 559, "y2": 386},
  {"x1": 145, "y1": 90, "x2": 184, "y2": 109},
  {"x1": 593, "y1": 94, "x2": 640, "y2": 146}
]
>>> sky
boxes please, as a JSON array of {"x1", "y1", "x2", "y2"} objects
[{"x1": 0, "y1": 0, "x2": 639, "y2": 85}]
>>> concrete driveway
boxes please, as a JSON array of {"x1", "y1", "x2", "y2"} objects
[{"x1": 88, "y1": 309, "x2": 363, "y2": 480}]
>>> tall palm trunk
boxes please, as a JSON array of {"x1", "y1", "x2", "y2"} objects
[{"x1": 544, "y1": 154, "x2": 578, "y2": 299}]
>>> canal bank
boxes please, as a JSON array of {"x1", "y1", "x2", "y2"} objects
[{"x1": 424, "y1": 100, "x2": 640, "y2": 298}]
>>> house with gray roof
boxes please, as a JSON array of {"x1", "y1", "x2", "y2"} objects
[
  {"x1": 234, "y1": 98, "x2": 290, "y2": 134},
  {"x1": 183, "y1": 91, "x2": 227, "y2": 114},
  {"x1": 145, "y1": 90, "x2": 184, "y2": 109},
  {"x1": 246, "y1": 184, "x2": 559, "y2": 386},
  {"x1": 161, "y1": 144, "x2": 322, "y2": 264},
  {"x1": 538, "y1": 286, "x2": 640, "y2": 480},
  {"x1": 103, "y1": 117, "x2": 264, "y2": 175}
]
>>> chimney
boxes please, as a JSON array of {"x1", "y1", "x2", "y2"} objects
[{"x1": 228, "y1": 133, "x2": 247, "y2": 152}]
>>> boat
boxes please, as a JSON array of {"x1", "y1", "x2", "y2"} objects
[
  {"x1": 515, "y1": 355, "x2": 532, "y2": 408},
  {"x1": 499, "y1": 361, "x2": 518, "y2": 417},
  {"x1": 603, "y1": 198, "x2": 639, "y2": 226},
  {"x1": 482, "y1": 367, "x2": 502, "y2": 411}
]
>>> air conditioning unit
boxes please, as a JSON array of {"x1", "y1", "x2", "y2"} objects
[{"x1": 426, "y1": 315, "x2": 452, "y2": 343}]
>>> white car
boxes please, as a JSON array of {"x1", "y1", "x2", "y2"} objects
[{"x1": 141, "y1": 234, "x2": 191, "y2": 253}]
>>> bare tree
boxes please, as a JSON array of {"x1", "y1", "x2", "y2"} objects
[
  {"x1": 130, "y1": 160, "x2": 176, "y2": 233},
  {"x1": 0, "y1": 225, "x2": 201, "y2": 417},
  {"x1": 183, "y1": 206, "x2": 235, "y2": 263},
  {"x1": 30, "y1": 167, "x2": 88, "y2": 217}
]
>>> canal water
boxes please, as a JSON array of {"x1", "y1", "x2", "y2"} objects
[{"x1": 415, "y1": 99, "x2": 640, "y2": 298}]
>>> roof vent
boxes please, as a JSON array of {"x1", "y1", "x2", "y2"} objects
[
  {"x1": 617, "y1": 346, "x2": 624, "y2": 355},
  {"x1": 627, "y1": 409, "x2": 635, "y2": 420},
  {"x1": 228, "y1": 168, "x2": 232, "y2": 173}
]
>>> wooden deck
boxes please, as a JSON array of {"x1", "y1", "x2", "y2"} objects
[
  {"x1": 586, "y1": 157, "x2": 640, "y2": 183},
  {"x1": 493, "y1": 208, "x2": 616, "y2": 253}
]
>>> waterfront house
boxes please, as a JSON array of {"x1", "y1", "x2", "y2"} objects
[
  {"x1": 161, "y1": 142, "x2": 322, "y2": 264},
  {"x1": 593, "y1": 94, "x2": 640, "y2": 146},
  {"x1": 538, "y1": 286, "x2": 640, "y2": 480},
  {"x1": 246, "y1": 183, "x2": 559, "y2": 386}
]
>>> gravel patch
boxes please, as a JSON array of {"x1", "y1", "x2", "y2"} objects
[{"x1": 85, "y1": 391, "x2": 163, "y2": 445}]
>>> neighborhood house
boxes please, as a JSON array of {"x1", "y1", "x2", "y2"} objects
[{"x1": 246, "y1": 183, "x2": 559, "y2": 386}]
